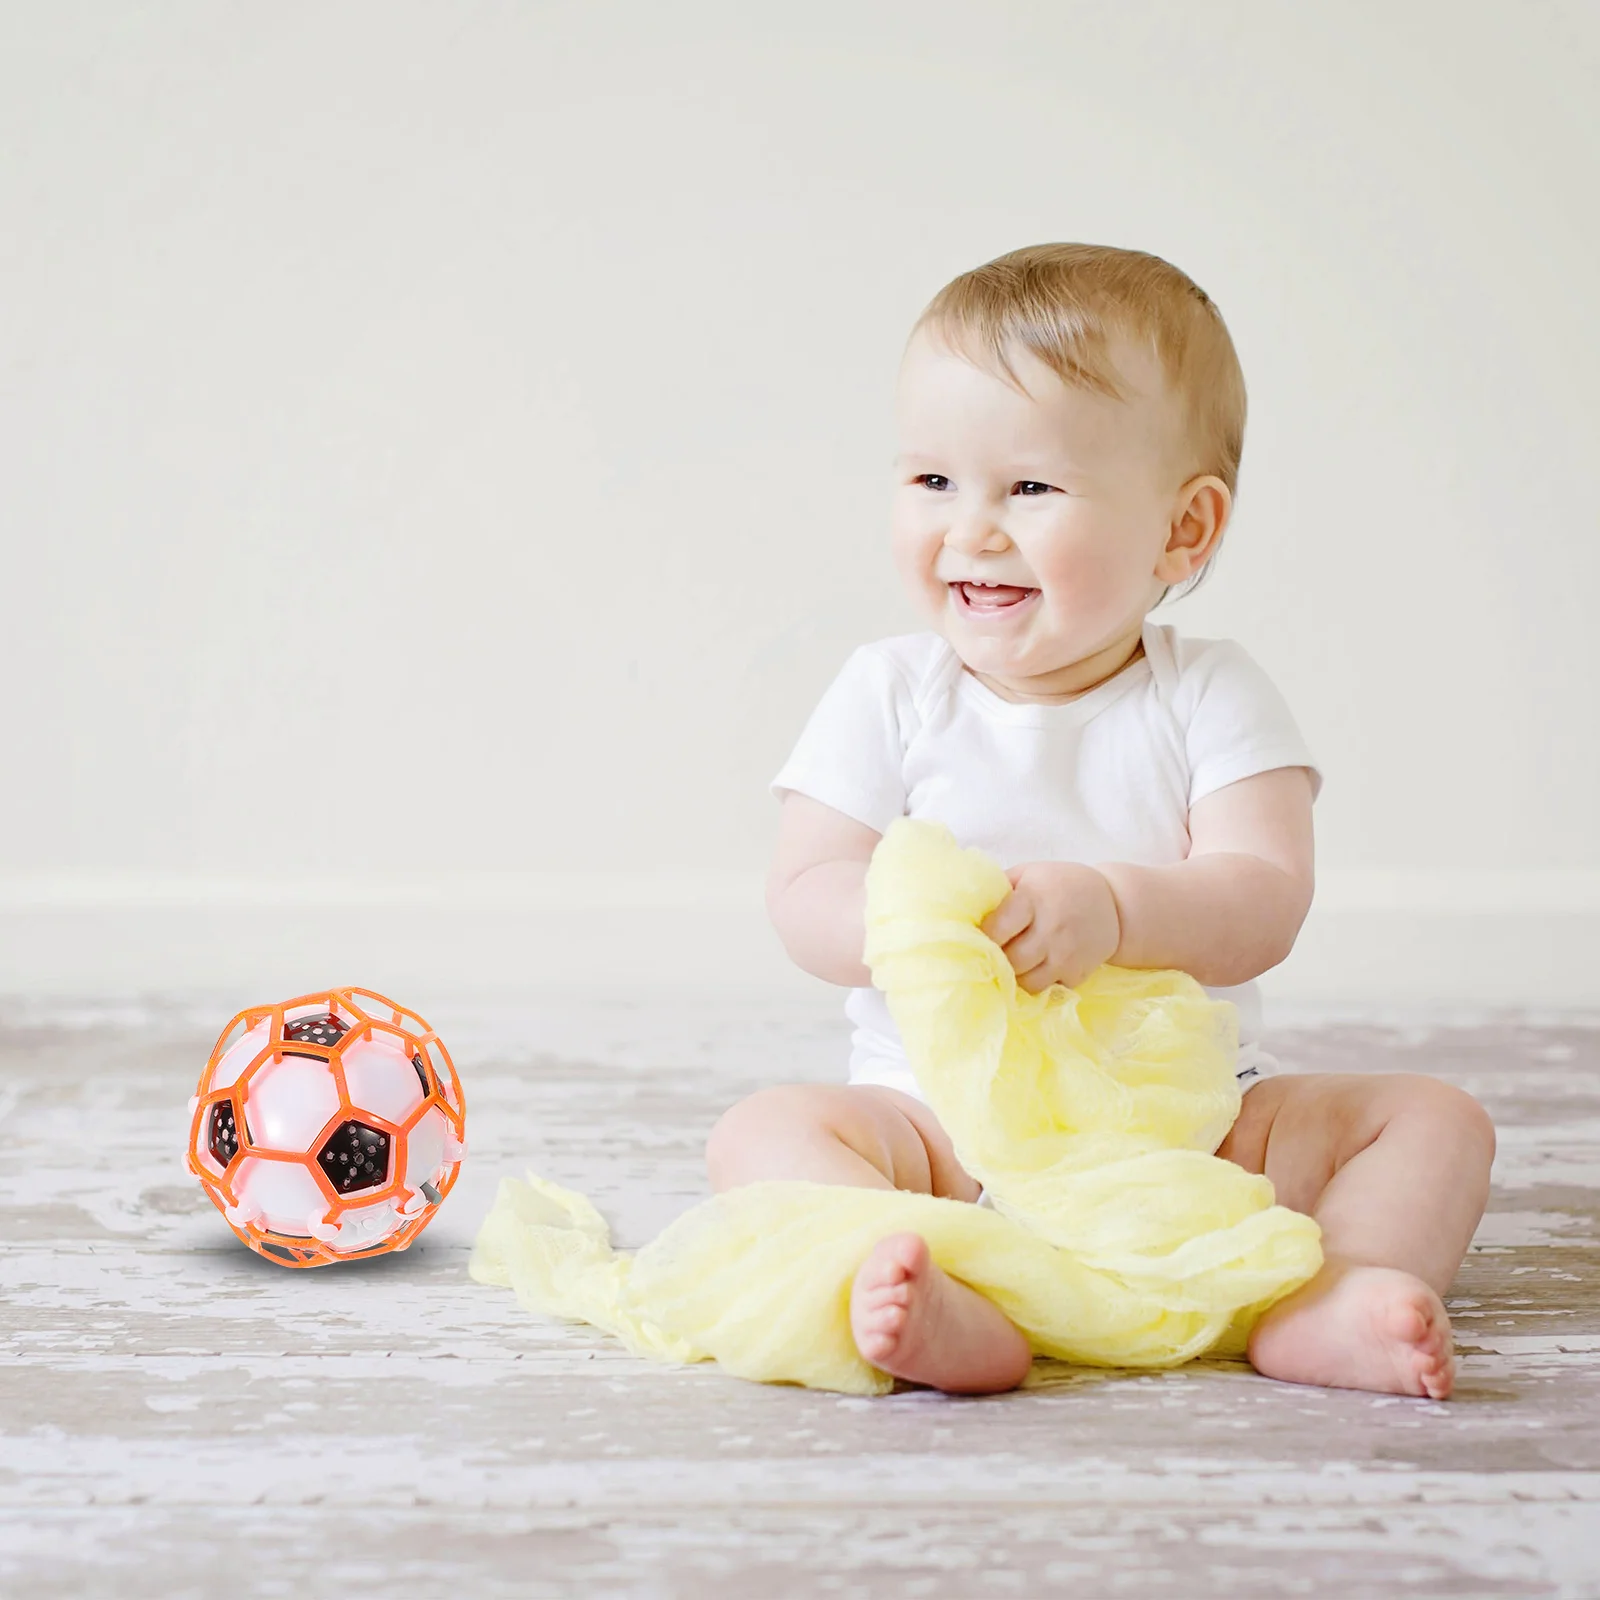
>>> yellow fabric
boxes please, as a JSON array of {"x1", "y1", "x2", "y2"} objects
[{"x1": 470, "y1": 819, "x2": 1323, "y2": 1393}]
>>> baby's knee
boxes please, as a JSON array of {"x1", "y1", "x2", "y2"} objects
[
  {"x1": 705, "y1": 1084, "x2": 837, "y2": 1188},
  {"x1": 1393, "y1": 1075, "x2": 1497, "y2": 1168}
]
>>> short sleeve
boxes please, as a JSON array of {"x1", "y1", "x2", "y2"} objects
[
  {"x1": 769, "y1": 645, "x2": 913, "y2": 833},
  {"x1": 1177, "y1": 639, "x2": 1323, "y2": 807}
]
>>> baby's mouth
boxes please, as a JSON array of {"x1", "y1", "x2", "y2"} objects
[{"x1": 951, "y1": 581, "x2": 1039, "y2": 614}]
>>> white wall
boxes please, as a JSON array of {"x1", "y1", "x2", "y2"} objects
[{"x1": 3, "y1": 1, "x2": 1596, "y2": 1007}]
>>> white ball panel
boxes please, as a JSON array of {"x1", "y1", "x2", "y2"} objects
[
  {"x1": 246, "y1": 1058, "x2": 341, "y2": 1151},
  {"x1": 342, "y1": 1034, "x2": 425, "y2": 1126},
  {"x1": 210, "y1": 1019, "x2": 273, "y2": 1091},
  {"x1": 236, "y1": 1157, "x2": 328, "y2": 1235},
  {"x1": 404, "y1": 1107, "x2": 447, "y2": 1186}
]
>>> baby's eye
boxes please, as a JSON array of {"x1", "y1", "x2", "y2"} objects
[
  {"x1": 1013, "y1": 480, "x2": 1058, "y2": 496},
  {"x1": 912, "y1": 473, "x2": 952, "y2": 491}
]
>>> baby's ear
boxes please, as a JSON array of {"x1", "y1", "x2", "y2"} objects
[{"x1": 1164, "y1": 474, "x2": 1231, "y2": 575}]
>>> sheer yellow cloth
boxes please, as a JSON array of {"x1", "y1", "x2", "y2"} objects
[{"x1": 469, "y1": 819, "x2": 1323, "y2": 1393}]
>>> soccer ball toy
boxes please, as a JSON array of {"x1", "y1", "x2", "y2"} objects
[{"x1": 187, "y1": 987, "x2": 467, "y2": 1267}]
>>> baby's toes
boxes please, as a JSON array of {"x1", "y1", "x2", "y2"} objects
[
  {"x1": 856, "y1": 1235, "x2": 917, "y2": 1294},
  {"x1": 1403, "y1": 1299, "x2": 1454, "y2": 1399},
  {"x1": 1416, "y1": 1297, "x2": 1451, "y2": 1355},
  {"x1": 883, "y1": 1232, "x2": 930, "y2": 1279},
  {"x1": 1391, "y1": 1298, "x2": 1431, "y2": 1347},
  {"x1": 1418, "y1": 1346, "x2": 1454, "y2": 1401},
  {"x1": 874, "y1": 1302, "x2": 908, "y2": 1338},
  {"x1": 866, "y1": 1280, "x2": 912, "y2": 1313},
  {"x1": 1419, "y1": 1327, "x2": 1455, "y2": 1397},
  {"x1": 857, "y1": 1303, "x2": 907, "y2": 1360}
]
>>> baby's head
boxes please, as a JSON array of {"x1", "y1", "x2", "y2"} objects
[{"x1": 892, "y1": 243, "x2": 1246, "y2": 702}]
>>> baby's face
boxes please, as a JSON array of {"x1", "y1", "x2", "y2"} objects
[{"x1": 891, "y1": 327, "x2": 1196, "y2": 699}]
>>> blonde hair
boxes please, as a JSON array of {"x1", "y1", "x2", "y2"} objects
[{"x1": 914, "y1": 243, "x2": 1247, "y2": 601}]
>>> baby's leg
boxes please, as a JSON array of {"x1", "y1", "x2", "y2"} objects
[
  {"x1": 1217, "y1": 1073, "x2": 1496, "y2": 1399},
  {"x1": 706, "y1": 1083, "x2": 980, "y2": 1197},
  {"x1": 706, "y1": 1085, "x2": 1031, "y2": 1393}
]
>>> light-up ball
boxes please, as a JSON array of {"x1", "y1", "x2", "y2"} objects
[{"x1": 187, "y1": 988, "x2": 467, "y2": 1267}]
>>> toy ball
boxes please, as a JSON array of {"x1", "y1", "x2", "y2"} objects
[{"x1": 187, "y1": 987, "x2": 467, "y2": 1267}]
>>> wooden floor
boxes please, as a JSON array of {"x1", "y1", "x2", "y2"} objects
[{"x1": 4, "y1": 991, "x2": 1599, "y2": 1598}]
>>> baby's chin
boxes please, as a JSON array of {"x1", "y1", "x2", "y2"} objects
[
  {"x1": 934, "y1": 613, "x2": 1129, "y2": 701},
  {"x1": 931, "y1": 600, "x2": 1051, "y2": 672},
  {"x1": 936, "y1": 623, "x2": 1056, "y2": 685}
]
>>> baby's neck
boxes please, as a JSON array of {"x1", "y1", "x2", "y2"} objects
[{"x1": 967, "y1": 628, "x2": 1146, "y2": 706}]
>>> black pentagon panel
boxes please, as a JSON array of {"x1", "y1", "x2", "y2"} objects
[
  {"x1": 317, "y1": 1119, "x2": 391, "y2": 1194},
  {"x1": 412, "y1": 1053, "x2": 431, "y2": 1095},
  {"x1": 207, "y1": 1099, "x2": 241, "y2": 1166},
  {"x1": 284, "y1": 1014, "x2": 349, "y2": 1059}
]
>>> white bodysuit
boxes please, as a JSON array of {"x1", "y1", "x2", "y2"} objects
[{"x1": 770, "y1": 619, "x2": 1322, "y2": 1102}]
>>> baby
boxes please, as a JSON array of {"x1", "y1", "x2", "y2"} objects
[{"x1": 706, "y1": 243, "x2": 1496, "y2": 1400}]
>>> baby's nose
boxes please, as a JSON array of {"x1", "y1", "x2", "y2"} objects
[{"x1": 944, "y1": 513, "x2": 1012, "y2": 554}]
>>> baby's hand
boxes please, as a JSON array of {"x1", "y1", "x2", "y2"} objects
[{"x1": 979, "y1": 862, "x2": 1121, "y2": 994}]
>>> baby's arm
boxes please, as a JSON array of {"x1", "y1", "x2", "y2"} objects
[
  {"x1": 1099, "y1": 766, "x2": 1315, "y2": 987},
  {"x1": 766, "y1": 793, "x2": 879, "y2": 987},
  {"x1": 769, "y1": 766, "x2": 1313, "y2": 992}
]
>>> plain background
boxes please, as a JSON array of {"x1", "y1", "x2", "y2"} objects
[{"x1": 2, "y1": 0, "x2": 1596, "y2": 1007}]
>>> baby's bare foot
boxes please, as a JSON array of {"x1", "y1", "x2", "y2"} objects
[
  {"x1": 1247, "y1": 1261, "x2": 1455, "y2": 1400},
  {"x1": 849, "y1": 1232, "x2": 1032, "y2": 1395}
]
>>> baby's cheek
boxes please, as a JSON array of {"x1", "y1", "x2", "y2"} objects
[
  {"x1": 886, "y1": 522, "x2": 918, "y2": 579},
  {"x1": 1037, "y1": 540, "x2": 1132, "y2": 619},
  {"x1": 891, "y1": 538, "x2": 947, "y2": 611}
]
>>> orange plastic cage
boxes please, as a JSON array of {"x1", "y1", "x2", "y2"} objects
[{"x1": 187, "y1": 987, "x2": 467, "y2": 1268}]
